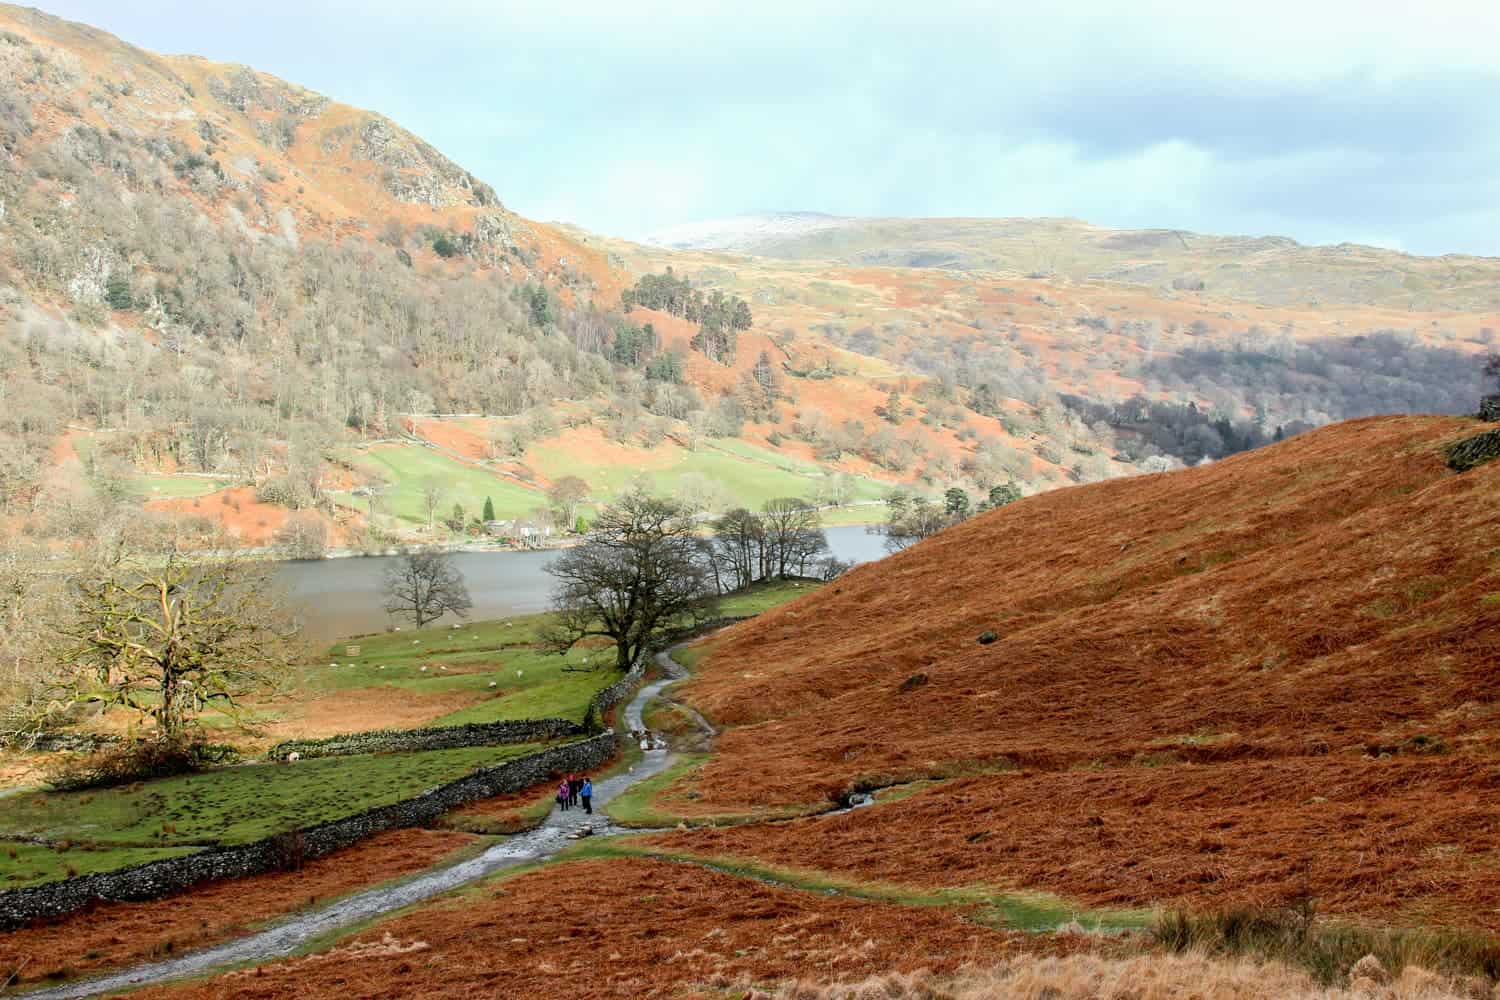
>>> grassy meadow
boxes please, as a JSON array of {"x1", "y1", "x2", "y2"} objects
[
  {"x1": 0, "y1": 743, "x2": 543, "y2": 889},
  {"x1": 296, "y1": 612, "x2": 620, "y2": 728},
  {"x1": 341, "y1": 445, "x2": 542, "y2": 524},
  {"x1": 0, "y1": 579, "x2": 824, "y2": 892}
]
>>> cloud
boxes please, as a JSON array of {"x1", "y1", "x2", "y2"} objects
[{"x1": 38, "y1": 0, "x2": 1500, "y2": 254}]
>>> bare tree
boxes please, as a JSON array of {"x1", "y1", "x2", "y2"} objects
[
  {"x1": 758, "y1": 497, "x2": 823, "y2": 578},
  {"x1": 44, "y1": 556, "x2": 297, "y2": 740},
  {"x1": 818, "y1": 471, "x2": 855, "y2": 508},
  {"x1": 420, "y1": 478, "x2": 446, "y2": 532},
  {"x1": 0, "y1": 541, "x2": 65, "y2": 743},
  {"x1": 546, "y1": 475, "x2": 590, "y2": 530},
  {"x1": 382, "y1": 550, "x2": 473, "y2": 628},
  {"x1": 546, "y1": 492, "x2": 716, "y2": 671},
  {"x1": 710, "y1": 508, "x2": 765, "y2": 591},
  {"x1": 275, "y1": 511, "x2": 329, "y2": 560}
]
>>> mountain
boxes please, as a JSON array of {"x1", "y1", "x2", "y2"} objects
[
  {"x1": 0, "y1": 4, "x2": 1494, "y2": 560},
  {"x1": 644, "y1": 213, "x2": 1500, "y2": 311},
  {"x1": 0, "y1": 6, "x2": 906, "y2": 552},
  {"x1": 654, "y1": 414, "x2": 1500, "y2": 931},
  {"x1": 645, "y1": 212, "x2": 854, "y2": 252}
]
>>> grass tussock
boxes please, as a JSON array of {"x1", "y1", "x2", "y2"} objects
[
  {"x1": 766, "y1": 951, "x2": 1497, "y2": 999},
  {"x1": 1155, "y1": 904, "x2": 1500, "y2": 986}
]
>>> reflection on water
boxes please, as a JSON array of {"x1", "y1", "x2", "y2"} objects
[{"x1": 275, "y1": 524, "x2": 889, "y2": 642}]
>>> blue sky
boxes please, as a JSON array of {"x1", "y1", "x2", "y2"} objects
[{"x1": 39, "y1": 0, "x2": 1500, "y2": 255}]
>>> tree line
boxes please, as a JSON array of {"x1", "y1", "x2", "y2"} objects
[{"x1": 621, "y1": 267, "x2": 753, "y2": 365}]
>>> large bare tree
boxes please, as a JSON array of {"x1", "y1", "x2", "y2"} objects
[
  {"x1": 546, "y1": 492, "x2": 716, "y2": 671},
  {"x1": 382, "y1": 550, "x2": 473, "y2": 628},
  {"x1": 546, "y1": 475, "x2": 590, "y2": 530},
  {"x1": 49, "y1": 556, "x2": 297, "y2": 740},
  {"x1": 758, "y1": 497, "x2": 826, "y2": 578}
]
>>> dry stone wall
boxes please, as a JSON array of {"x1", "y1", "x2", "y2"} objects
[
  {"x1": 0, "y1": 734, "x2": 617, "y2": 930},
  {"x1": 266, "y1": 718, "x2": 583, "y2": 761}
]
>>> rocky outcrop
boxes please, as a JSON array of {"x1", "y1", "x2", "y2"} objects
[
  {"x1": 1480, "y1": 395, "x2": 1500, "y2": 422},
  {"x1": 353, "y1": 116, "x2": 500, "y2": 209},
  {"x1": 207, "y1": 66, "x2": 328, "y2": 118},
  {"x1": 1445, "y1": 426, "x2": 1500, "y2": 471}
]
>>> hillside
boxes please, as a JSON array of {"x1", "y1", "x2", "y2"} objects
[
  {"x1": 0, "y1": 3, "x2": 1495, "y2": 562},
  {"x1": 645, "y1": 213, "x2": 1500, "y2": 311},
  {"x1": 0, "y1": 5, "x2": 912, "y2": 552},
  {"x1": 10, "y1": 416, "x2": 1493, "y2": 1000},
  {"x1": 649, "y1": 415, "x2": 1500, "y2": 930},
  {"x1": 574, "y1": 225, "x2": 1497, "y2": 473}
]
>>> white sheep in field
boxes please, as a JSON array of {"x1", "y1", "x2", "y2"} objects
[{"x1": 287, "y1": 751, "x2": 302, "y2": 762}]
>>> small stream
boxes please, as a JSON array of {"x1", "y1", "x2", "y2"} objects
[{"x1": 16, "y1": 662, "x2": 692, "y2": 1000}]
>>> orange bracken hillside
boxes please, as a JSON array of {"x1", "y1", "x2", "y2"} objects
[{"x1": 648, "y1": 415, "x2": 1500, "y2": 929}]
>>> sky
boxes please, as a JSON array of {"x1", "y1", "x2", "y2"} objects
[{"x1": 38, "y1": 0, "x2": 1500, "y2": 256}]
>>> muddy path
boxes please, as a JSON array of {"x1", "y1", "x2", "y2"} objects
[{"x1": 15, "y1": 657, "x2": 701, "y2": 1000}]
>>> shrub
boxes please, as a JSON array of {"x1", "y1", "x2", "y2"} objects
[
  {"x1": 254, "y1": 476, "x2": 297, "y2": 507},
  {"x1": 49, "y1": 735, "x2": 239, "y2": 791},
  {"x1": 1155, "y1": 903, "x2": 1500, "y2": 985},
  {"x1": 103, "y1": 274, "x2": 132, "y2": 310}
]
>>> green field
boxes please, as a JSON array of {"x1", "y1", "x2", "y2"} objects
[
  {"x1": 703, "y1": 438, "x2": 827, "y2": 474},
  {"x1": 527, "y1": 437, "x2": 886, "y2": 511},
  {"x1": 298, "y1": 583, "x2": 820, "y2": 729},
  {"x1": 817, "y1": 503, "x2": 888, "y2": 526},
  {"x1": 0, "y1": 581, "x2": 823, "y2": 891},
  {"x1": 1, "y1": 841, "x2": 201, "y2": 891},
  {"x1": 302, "y1": 613, "x2": 618, "y2": 727},
  {"x1": 341, "y1": 445, "x2": 543, "y2": 525},
  {"x1": 338, "y1": 435, "x2": 889, "y2": 537},
  {"x1": 124, "y1": 475, "x2": 234, "y2": 499},
  {"x1": 715, "y1": 578, "x2": 822, "y2": 617},
  {"x1": 0, "y1": 743, "x2": 545, "y2": 875}
]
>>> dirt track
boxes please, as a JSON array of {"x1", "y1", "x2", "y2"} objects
[
  {"x1": 0, "y1": 830, "x2": 478, "y2": 990},
  {"x1": 128, "y1": 858, "x2": 1042, "y2": 1000},
  {"x1": 9, "y1": 666, "x2": 689, "y2": 1000}
]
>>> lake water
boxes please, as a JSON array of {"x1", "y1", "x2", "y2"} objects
[{"x1": 274, "y1": 524, "x2": 890, "y2": 642}]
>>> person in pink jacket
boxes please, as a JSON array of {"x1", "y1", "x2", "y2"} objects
[{"x1": 556, "y1": 780, "x2": 571, "y2": 811}]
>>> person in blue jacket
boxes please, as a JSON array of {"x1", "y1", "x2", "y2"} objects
[{"x1": 580, "y1": 777, "x2": 593, "y2": 814}]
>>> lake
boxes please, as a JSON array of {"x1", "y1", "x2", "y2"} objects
[{"x1": 275, "y1": 524, "x2": 890, "y2": 642}]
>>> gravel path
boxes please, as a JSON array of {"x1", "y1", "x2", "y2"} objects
[{"x1": 18, "y1": 657, "x2": 703, "y2": 1000}]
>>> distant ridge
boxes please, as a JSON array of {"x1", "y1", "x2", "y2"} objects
[
  {"x1": 642, "y1": 213, "x2": 1500, "y2": 309},
  {"x1": 645, "y1": 212, "x2": 854, "y2": 251}
]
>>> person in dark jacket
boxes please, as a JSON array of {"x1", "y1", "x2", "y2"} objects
[
  {"x1": 580, "y1": 777, "x2": 593, "y2": 814},
  {"x1": 567, "y1": 774, "x2": 583, "y2": 807}
]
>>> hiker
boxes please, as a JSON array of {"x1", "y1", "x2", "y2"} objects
[
  {"x1": 568, "y1": 773, "x2": 584, "y2": 807},
  {"x1": 581, "y1": 776, "x2": 593, "y2": 814},
  {"x1": 557, "y1": 779, "x2": 570, "y2": 812}
]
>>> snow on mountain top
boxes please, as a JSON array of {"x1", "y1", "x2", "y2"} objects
[{"x1": 644, "y1": 213, "x2": 853, "y2": 251}]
